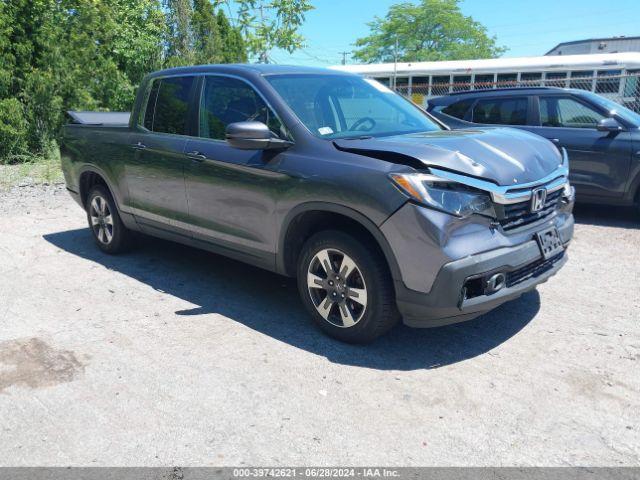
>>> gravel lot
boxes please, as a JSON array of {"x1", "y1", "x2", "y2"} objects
[{"x1": 0, "y1": 184, "x2": 638, "y2": 466}]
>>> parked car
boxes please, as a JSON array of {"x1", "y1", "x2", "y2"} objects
[
  {"x1": 61, "y1": 66, "x2": 574, "y2": 343},
  {"x1": 427, "y1": 87, "x2": 640, "y2": 210}
]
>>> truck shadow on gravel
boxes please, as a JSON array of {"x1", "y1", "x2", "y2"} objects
[
  {"x1": 44, "y1": 229, "x2": 541, "y2": 371},
  {"x1": 572, "y1": 204, "x2": 639, "y2": 229}
]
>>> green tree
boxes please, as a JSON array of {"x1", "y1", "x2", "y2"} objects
[
  {"x1": 166, "y1": 0, "x2": 247, "y2": 66},
  {"x1": 0, "y1": 98, "x2": 29, "y2": 162},
  {"x1": 110, "y1": 0, "x2": 167, "y2": 86},
  {"x1": 0, "y1": 1, "x2": 15, "y2": 98},
  {"x1": 0, "y1": 0, "x2": 60, "y2": 155},
  {"x1": 220, "y1": 0, "x2": 313, "y2": 63},
  {"x1": 0, "y1": 0, "x2": 166, "y2": 161},
  {"x1": 216, "y1": 9, "x2": 248, "y2": 63},
  {"x1": 0, "y1": 0, "x2": 253, "y2": 163},
  {"x1": 192, "y1": 0, "x2": 220, "y2": 64},
  {"x1": 165, "y1": 0, "x2": 195, "y2": 66},
  {"x1": 353, "y1": 0, "x2": 506, "y2": 63}
]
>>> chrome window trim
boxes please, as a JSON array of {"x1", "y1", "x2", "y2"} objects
[
  {"x1": 429, "y1": 149, "x2": 569, "y2": 205},
  {"x1": 138, "y1": 71, "x2": 294, "y2": 142}
]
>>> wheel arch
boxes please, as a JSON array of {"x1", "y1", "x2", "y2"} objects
[
  {"x1": 277, "y1": 202, "x2": 403, "y2": 285},
  {"x1": 78, "y1": 165, "x2": 138, "y2": 231},
  {"x1": 78, "y1": 165, "x2": 120, "y2": 209}
]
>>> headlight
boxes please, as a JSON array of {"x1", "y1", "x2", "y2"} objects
[
  {"x1": 562, "y1": 181, "x2": 575, "y2": 202},
  {"x1": 390, "y1": 173, "x2": 496, "y2": 218}
]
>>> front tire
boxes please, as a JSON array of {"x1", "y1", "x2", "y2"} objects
[
  {"x1": 86, "y1": 185, "x2": 133, "y2": 254},
  {"x1": 297, "y1": 230, "x2": 399, "y2": 343}
]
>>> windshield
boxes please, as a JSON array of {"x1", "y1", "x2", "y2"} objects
[
  {"x1": 582, "y1": 91, "x2": 640, "y2": 127},
  {"x1": 266, "y1": 74, "x2": 443, "y2": 139}
]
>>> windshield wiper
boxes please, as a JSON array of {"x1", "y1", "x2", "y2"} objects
[{"x1": 339, "y1": 135, "x2": 374, "y2": 140}]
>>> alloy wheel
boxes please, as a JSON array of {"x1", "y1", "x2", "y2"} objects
[
  {"x1": 306, "y1": 248, "x2": 368, "y2": 328},
  {"x1": 89, "y1": 195, "x2": 114, "y2": 245}
]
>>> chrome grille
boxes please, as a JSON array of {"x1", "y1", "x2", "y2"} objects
[{"x1": 499, "y1": 189, "x2": 562, "y2": 231}]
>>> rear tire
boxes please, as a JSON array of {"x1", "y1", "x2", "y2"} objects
[
  {"x1": 297, "y1": 230, "x2": 399, "y2": 344},
  {"x1": 85, "y1": 185, "x2": 134, "y2": 254}
]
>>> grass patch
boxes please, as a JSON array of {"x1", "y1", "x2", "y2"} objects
[{"x1": 0, "y1": 154, "x2": 63, "y2": 190}]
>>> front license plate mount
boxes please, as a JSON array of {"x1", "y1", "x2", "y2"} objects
[{"x1": 535, "y1": 226, "x2": 564, "y2": 260}]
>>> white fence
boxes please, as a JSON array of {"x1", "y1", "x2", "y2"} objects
[{"x1": 394, "y1": 73, "x2": 640, "y2": 112}]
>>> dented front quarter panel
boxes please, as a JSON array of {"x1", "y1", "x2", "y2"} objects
[{"x1": 380, "y1": 202, "x2": 573, "y2": 294}]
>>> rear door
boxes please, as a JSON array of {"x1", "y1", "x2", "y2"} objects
[
  {"x1": 523, "y1": 95, "x2": 632, "y2": 198},
  {"x1": 128, "y1": 75, "x2": 197, "y2": 236},
  {"x1": 182, "y1": 75, "x2": 292, "y2": 268}
]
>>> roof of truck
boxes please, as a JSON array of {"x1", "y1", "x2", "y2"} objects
[{"x1": 147, "y1": 64, "x2": 354, "y2": 78}]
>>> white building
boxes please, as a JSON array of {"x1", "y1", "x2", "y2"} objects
[{"x1": 546, "y1": 36, "x2": 640, "y2": 56}]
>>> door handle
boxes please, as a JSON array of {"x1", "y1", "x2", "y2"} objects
[
  {"x1": 131, "y1": 141, "x2": 147, "y2": 150},
  {"x1": 187, "y1": 150, "x2": 207, "y2": 162}
]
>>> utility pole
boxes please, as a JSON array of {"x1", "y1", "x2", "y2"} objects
[
  {"x1": 258, "y1": 2, "x2": 269, "y2": 64},
  {"x1": 340, "y1": 51, "x2": 350, "y2": 65},
  {"x1": 392, "y1": 37, "x2": 399, "y2": 90}
]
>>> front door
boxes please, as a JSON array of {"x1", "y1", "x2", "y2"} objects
[
  {"x1": 525, "y1": 95, "x2": 632, "y2": 198},
  {"x1": 127, "y1": 75, "x2": 197, "y2": 236},
  {"x1": 183, "y1": 75, "x2": 292, "y2": 269}
]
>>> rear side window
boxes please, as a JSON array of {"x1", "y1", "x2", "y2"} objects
[
  {"x1": 472, "y1": 97, "x2": 528, "y2": 125},
  {"x1": 442, "y1": 99, "x2": 473, "y2": 119},
  {"x1": 142, "y1": 80, "x2": 159, "y2": 130},
  {"x1": 146, "y1": 76, "x2": 195, "y2": 135}
]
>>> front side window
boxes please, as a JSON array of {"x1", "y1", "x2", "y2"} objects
[
  {"x1": 582, "y1": 91, "x2": 640, "y2": 126},
  {"x1": 266, "y1": 74, "x2": 442, "y2": 139},
  {"x1": 539, "y1": 96, "x2": 605, "y2": 128},
  {"x1": 146, "y1": 76, "x2": 195, "y2": 135},
  {"x1": 472, "y1": 97, "x2": 528, "y2": 125},
  {"x1": 199, "y1": 76, "x2": 286, "y2": 140}
]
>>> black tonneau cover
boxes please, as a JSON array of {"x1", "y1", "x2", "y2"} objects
[{"x1": 67, "y1": 111, "x2": 130, "y2": 126}]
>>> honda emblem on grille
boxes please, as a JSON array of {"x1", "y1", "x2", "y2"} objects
[{"x1": 531, "y1": 187, "x2": 547, "y2": 213}]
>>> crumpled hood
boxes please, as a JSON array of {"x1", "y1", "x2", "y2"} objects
[{"x1": 334, "y1": 127, "x2": 563, "y2": 186}]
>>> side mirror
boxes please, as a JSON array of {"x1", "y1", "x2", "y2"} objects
[
  {"x1": 596, "y1": 118, "x2": 623, "y2": 133},
  {"x1": 225, "y1": 121, "x2": 292, "y2": 150}
]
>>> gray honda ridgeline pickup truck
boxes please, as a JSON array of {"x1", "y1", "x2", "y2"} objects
[{"x1": 62, "y1": 65, "x2": 575, "y2": 343}]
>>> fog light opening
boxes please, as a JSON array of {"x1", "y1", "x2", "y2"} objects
[{"x1": 485, "y1": 272, "x2": 506, "y2": 294}]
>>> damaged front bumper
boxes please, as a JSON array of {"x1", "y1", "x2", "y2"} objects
[{"x1": 382, "y1": 200, "x2": 574, "y2": 328}]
